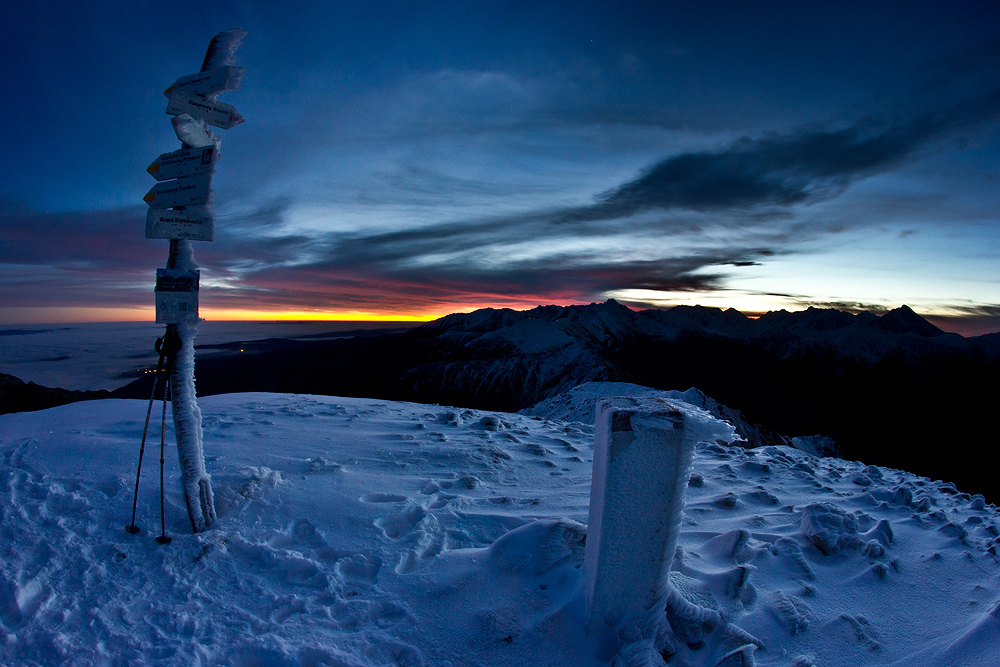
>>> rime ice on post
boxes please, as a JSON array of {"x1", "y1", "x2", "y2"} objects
[
  {"x1": 584, "y1": 397, "x2": 699, "y2": 655},
  {"x1": 144, "y1": 29, "x2": 246, "y2": 533}
]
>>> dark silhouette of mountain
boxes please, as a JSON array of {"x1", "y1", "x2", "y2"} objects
[
  {"x1": 5, "y1": 302, "x2": 998, "y2": 501},
  {"x1": 0, "y1": 372, "x2": 130, "y2": 413},
  {"x1": 970, "y1": 331, "x2": 1000, "y2": 360}
]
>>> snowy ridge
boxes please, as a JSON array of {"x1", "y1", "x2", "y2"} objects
[
  {"x1": 2, "y1": 393, "x2": 998, "y2": 665},
  {"x1": 421, "y1": 301, "x2": 990, "y2": 367},
  {"x1": 520, "y1": 382, "x2": 832, "y2": 455}
]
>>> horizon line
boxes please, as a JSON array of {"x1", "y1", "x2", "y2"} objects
[{"x1": 2, "y1": 301, "x2": 997, "y2": 337}]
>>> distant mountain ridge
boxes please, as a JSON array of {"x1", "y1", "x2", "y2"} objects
[
  {"x1": 395, "y1": 300, "x2": 996, "y2": 410},
  {"x1": 3, "y1": 301, "x2": 997, "y2": 500},
  {"x1": 0, "y1": 372, "x2": 128, "y2": 414},
  {"x1": 424, "y1": 299, "x2": 996, "y2": 362}
]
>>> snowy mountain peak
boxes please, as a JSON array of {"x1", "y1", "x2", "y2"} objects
[{"x1": 878, "y1": 304, "x2": 947, "y2": 337}]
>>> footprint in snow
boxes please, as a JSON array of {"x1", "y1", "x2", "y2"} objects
[{"x1": 375, "y1": 505, "x2": 427, "y2": 539}]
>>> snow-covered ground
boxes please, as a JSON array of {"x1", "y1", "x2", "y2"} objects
[{"x1": 2, "y1": 385, "x2": 998, "y2": 666}]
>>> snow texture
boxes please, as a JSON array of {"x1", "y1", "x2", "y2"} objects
[
  {"x1": 523, "y1": 382, "x2": 720, "y2": 426},
  {"x1": 1, "y1": 390, "x2": 999, "y2": 666},
  {"x1": 800, "y1": 503, "x2": 862, "y2": 555},
  {"x1": 520, "y1": 381, "x2": 832, "y2": 456}
]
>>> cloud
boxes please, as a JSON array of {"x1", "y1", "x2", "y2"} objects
[
  {"x1": 575, "y1": 111, "x2": 997, "y2": 221},
  {"x1": 219, "y1": 197, "x2": 293, "y2": 232},
  {"x1": 544, "y1": 39, "x2": 1000, "y2": 221},
  {"x1": 0, "y1": 206, "x2": 159, "y2": 268},
  {"x1": 925, "y1": 304, "x2": 1000, "y2": 337},
  {"x1": 202, "y1": 217, "x2": 777, "y2": 314},
  {"x1": 0, "y1": 206, "x2": 169, "y2": 309}
]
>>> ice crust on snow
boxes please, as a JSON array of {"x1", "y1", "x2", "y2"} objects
[{"x1": 1, "y1": 392, "x2": 999, "y2": 666}]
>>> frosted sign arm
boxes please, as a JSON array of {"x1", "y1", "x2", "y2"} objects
[
  {"x1": 147, "y1": 146, "x2": 217, "y2": 182},
  {"x1": 146, "y1": 208, "x2": 215, "y2": 241},
  {"x1": 143, "y1": 174, "x2": 212, "y2": 209},
  {"x1": 164, "y1": 65, "x2": 245, "y2": 98},
  {"x1": 166, "y1": 90, "x2": 244, "y2": 130}
]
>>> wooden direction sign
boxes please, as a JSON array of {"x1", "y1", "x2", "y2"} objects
[
  {"x1": 164, "y1": 65, "x2": 244, "y2": 98},
  {"x1": 143, "y1": 173, "x2": 212, "y2": 208},
  {"x1": 146, "y1": 207, "x2": 215, "y2": 241},
  {"x1": 166, "y1": 90, "x2": 244, "y2": 130},
  {"x1": 147, "y1": 146, "x2": 217, "y2": 182},
  {"x1": 155, "y1": 268, "x2": 200, "y2": 323}
]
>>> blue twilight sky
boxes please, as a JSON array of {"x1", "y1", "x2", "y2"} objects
[{"x1": 1, "y1": 1, "x2": 999, "y2": 333}]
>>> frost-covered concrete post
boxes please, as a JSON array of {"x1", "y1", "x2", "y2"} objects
[
  {"x1": 584, "y1": 397, "x2": 697, "y2": 652},
  {"x1": 143, "y1": 29, "x2": 246, "y2": 533}
]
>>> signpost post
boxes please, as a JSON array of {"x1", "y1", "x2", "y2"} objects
[{"x1": 143, "y1": 28, "x2": 246, "y2": 534}]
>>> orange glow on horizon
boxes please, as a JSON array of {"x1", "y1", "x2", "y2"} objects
[
  {"x1": 197, "y1": 308, "x2": 437, "y2": 322},
  {"x1": 0, "y1": 306, "x2": 441, "y2": 325}
]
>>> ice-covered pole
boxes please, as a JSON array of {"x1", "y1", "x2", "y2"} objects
[
  {"x1": 165, "y1": 243, "x2": 215, "y2": 533},
  {"x1": 145, "y1": 29, "x2": 246, "y2": 533},
  {"x1": 584, "y1": 397, "x2": 699, "y2": 662}
]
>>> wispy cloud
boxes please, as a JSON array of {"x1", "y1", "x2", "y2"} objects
[
  {"x1": 0, "y1": 207, "x2": 155, "y2": 267},
  {"x1": 562, "y1": 42, "x2": 1000, "y2": 221}
]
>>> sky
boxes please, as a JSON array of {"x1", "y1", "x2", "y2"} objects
[{"x1": 1, "y1": 1, "x2": 999, "y2": 334}]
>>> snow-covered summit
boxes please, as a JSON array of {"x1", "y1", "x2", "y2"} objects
[{"x1": 2, "y1": 393, "x2": 998, "y2": 665}]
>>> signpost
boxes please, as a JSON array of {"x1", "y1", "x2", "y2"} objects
[
  {"x1": 146, "y1": 208, "x2": 215, "y2": 241},
  {"x1": 155, "y1": 268, "x2": 200, "y2": 323},
  {"x1": 143, "y1": 173, "x2": 212, "y2": 209},
  {"x1": 147, "y1": 146, "x2": 218, "y2": 181},
  {"x1": 164, "y1": 65, "x2": 244, "y2": 97},
  {"x1": 141, "y1": 28, "x2": 246, "y2": 534},
  {"x1": 166, "y1": 91, "x2": 244, "y2": 129}
]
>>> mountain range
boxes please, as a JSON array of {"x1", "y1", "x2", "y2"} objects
[{"x1": 3, "y1": 301, "x2": 998, "y2": 501}]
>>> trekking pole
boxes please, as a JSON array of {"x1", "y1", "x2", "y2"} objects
[
  {"x1": 156, "y1": 367, "x2": 173, "y2": 545},
  {"x1": 126, "y1": 337, "x2": 167, "y2": 535}
]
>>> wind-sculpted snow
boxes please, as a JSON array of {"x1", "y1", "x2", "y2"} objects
[
  {"x1": 1, "y1": 393, "x2": 998, "y2": 665},
  {"x1": 520, "y1": 381, "x2": 823, "y2": 454}
]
